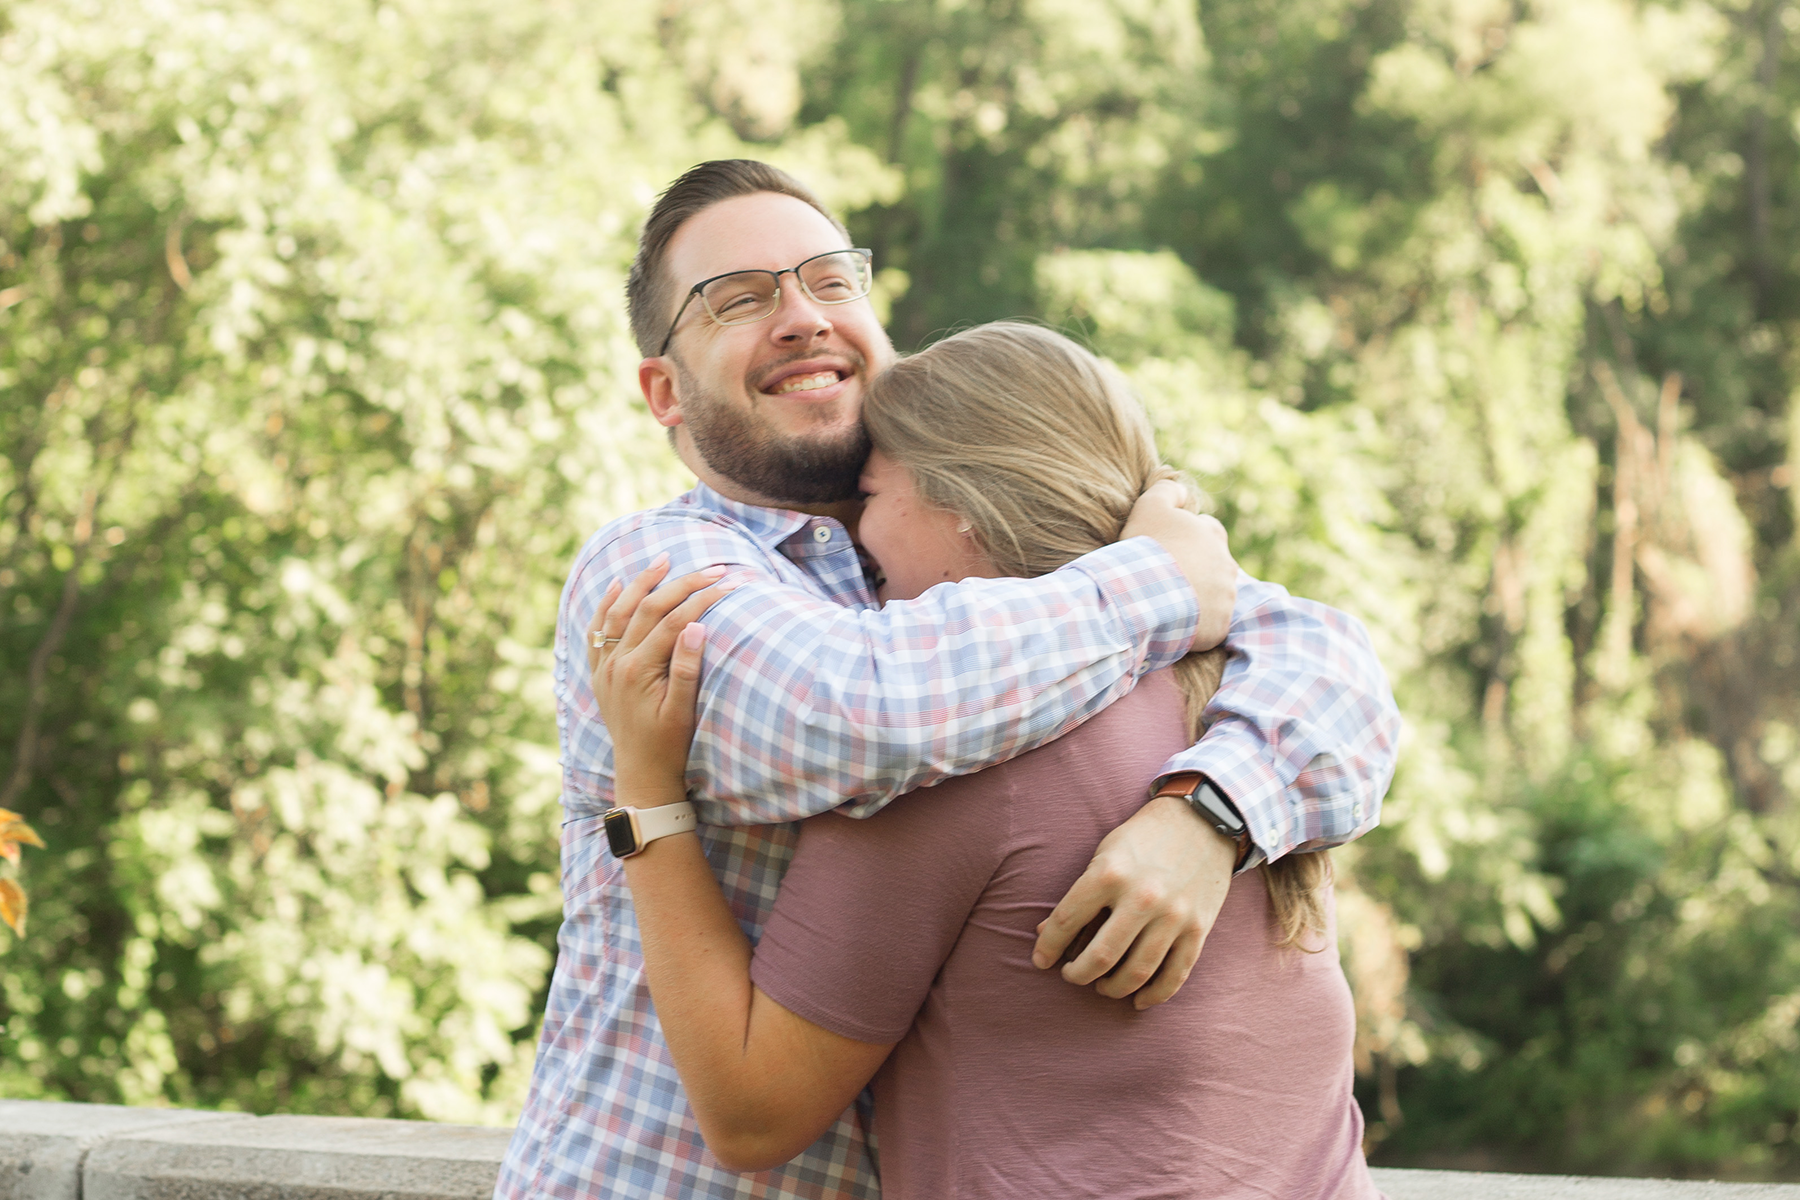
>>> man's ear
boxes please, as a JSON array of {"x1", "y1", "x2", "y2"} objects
[{"x1": 640, "y1": 357, "x2": 683, "y2": 429}]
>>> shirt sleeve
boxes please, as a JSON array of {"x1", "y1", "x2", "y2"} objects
[
  {"x1": 1156, "y1": 572, "x2": 1402, "y2": 868},
  {"x1": 556, "y1": 517, "x2": 1199, "y2": 825},
  {"x1": 748, "y1": 780, "x2": 1006, "y2": 1044}
]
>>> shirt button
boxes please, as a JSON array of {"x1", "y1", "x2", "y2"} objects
[{"x1": 812, "y1": 525, "x2": 832, "y2": 543}]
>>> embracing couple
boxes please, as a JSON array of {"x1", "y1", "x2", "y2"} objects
[{"x1": 494, "y1": 160, "x2": 1401, "y2": 1200}]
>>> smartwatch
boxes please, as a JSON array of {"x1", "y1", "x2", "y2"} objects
[
  {"x1": 1150, "y1": 772, "x2": 1252, "y2": 870},
  {"x1": 603, "y1": 801, "x2": 698, "y2": 859}
]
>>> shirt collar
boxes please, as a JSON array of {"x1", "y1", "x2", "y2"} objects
[{"x1": 682, "y1": 479, "x2": 817, "y2": 549}]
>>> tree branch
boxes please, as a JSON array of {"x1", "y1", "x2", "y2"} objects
[
  {"x1": 0, "y1": 393, "x2": 145, "y2": 811},
  {"x1": 0, "y1": 487, "x2": 98, "y2": 811},
  {"x1": 1746, "y1": 0, "x2": 1786, "y2": 316},
  {"x1": 1595, "y1": 362, "x2": 1643, "y2": 686}
]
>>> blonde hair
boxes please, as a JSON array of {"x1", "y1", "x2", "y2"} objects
[{"x1": 864, "y1": 321, "x2": 1330, "y2": 948}]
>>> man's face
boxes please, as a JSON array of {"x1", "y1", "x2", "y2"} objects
[{"x1": 651, "y1": 192, "x2": 897, "y2": 506}]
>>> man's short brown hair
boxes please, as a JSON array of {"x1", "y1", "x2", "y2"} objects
[{"x1": 626, "y1": 160, "x2": 851, "y2": 358}]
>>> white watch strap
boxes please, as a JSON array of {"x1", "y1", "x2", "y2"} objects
[{"x1": 633, "y1": 801, "x2": 697, "y2": 847}]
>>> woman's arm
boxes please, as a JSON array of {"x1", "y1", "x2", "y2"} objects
[
  {"x1": 589, "y1": 565, "x2": 894, "y2": 1171},
  {"x1": 623, "y1": 828, "x2": 893, "y2": 1170}
]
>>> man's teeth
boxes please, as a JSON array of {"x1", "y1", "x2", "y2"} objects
[{"x1": 770, "y1": 371, "x2": 840, "y2": 395}]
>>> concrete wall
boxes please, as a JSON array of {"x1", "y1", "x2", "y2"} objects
[
  {"x1": 0, "y1": 1101, "x2": 509, "y2": 1200},
  {"x1": 1374, "y1": 1169, "x2": 1800, "y2": 1200},
  {"x1": 3, "y1": 1099, "x2": 1798, "y2": 1199}
]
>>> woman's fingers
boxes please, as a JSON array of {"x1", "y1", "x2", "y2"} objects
[
  {"x1": 626, "y1": 578, "x2": 740, "y2": 676},
  {"x1": 590, "y1": 571, "x2": 743, "y2": 729},
  {"x1": 589, "y1": 558, "x2": 733, "y2": 671},
  {"x1": 618, "y1": 565, "x2": 729, "y2": 653},
  {"x1": 586, "y1": 569, "x2": 729, "y2": 787},
  {"x1": 662, "y1": 622, "x2": 707, "y2": 722},
  {"x1": 586, "y1": 579, "x2": 624, "y2": 673},
  {"x1": 596, "y1": 556, "x2": 673, "y2": 655}
]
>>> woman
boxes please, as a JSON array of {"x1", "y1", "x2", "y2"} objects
[{"x1": 592, "y1": 322, "x2": 1380, "y2": 1199}]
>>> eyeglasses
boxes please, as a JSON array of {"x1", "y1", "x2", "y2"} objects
[{"x1": 658, "y1": 249, "x2": 875, "y2": 356}]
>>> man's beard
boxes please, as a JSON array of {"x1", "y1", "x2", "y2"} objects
[{"x1": 674, "y1": 359, "x2": 871, "y2": 506}]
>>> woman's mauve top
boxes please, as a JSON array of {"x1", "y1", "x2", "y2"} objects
[{"x1": 749, "y1": 670, "x2": 1382, "y2": 1200}]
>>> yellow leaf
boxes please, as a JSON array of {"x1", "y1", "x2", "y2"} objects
[
  {"x1": 0, "y1": 878, "x2": 25, "y2": 937},
  {"x1": 0, "y1": 809, "x2": 44, "y2": 852}
]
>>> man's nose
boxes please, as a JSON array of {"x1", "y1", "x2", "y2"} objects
[{"x1": 766, "y1": 283, "x2": 832, "y2": 345}]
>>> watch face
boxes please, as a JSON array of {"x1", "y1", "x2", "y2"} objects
[
  {"x1": 1192, "y1": 782, "x2": 1246, "y2": 838},
  {"x1": 603, "y1": 809, "x2": 639, "y2": 858}
]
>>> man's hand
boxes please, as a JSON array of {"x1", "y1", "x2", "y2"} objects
[
  {"x1": 1031, "y1": 795, "x2": 1236, "y2": 1009},
  {"x1": 1121, "y1": 480, "x2": 1235, "y2": 650}
]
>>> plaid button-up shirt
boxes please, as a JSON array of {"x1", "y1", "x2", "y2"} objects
[{"x1": 495, "y1": 482, "x2": 1399, "y2": 1200}]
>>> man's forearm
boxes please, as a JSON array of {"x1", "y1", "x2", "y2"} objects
[
  {"x1": 1157, "y1": 575, "x2": 1400, "y2": 866},
  {"x1": 679, "y1": 538, "x2": 1201, "y2": 825}
]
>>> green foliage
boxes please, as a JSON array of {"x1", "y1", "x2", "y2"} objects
[
  {"x1": 809, "y1": 0, "x2": 1800, "y2": 1176},
  {"x1": 0, "y1": 0, "x2": 887, "y2": 1120},
  {"x1": 2, "y1": 0, "x2": 1798, "y2": 1178},
  {"x1": 1396, "y1": 753, "x2": 1800, "y2": 1177}
]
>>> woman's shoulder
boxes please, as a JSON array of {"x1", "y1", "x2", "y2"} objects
[
  {"x1": 968, "y1": 668, "x2": 1191, "y2": 801},
  {"x1": 1042, "y1": 667, "x2": 1188, "y2": 756},
  {"x1": 816, "y1": 668, "x2": 1193, "y2": 840}
]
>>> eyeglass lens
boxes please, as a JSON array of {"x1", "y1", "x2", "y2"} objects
[{"x1": 700, "y1": 251, "x2": 872, "y2": 327}]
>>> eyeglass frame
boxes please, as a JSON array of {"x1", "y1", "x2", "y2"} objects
[{"x1": 656, "y1": 248, "x2": 875, "y2": 356}]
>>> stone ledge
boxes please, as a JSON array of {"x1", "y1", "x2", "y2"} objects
[
  {"x1": 0, "y1": 1101, "x2": 245, "y2": 1200},
  {"x1": 1369, "y1": 1168, "x2": 1800, "y2": 1199},
  {"x1": 85, "y1": 1113, "x2": 512, "y2": 1200},
  {"x1": 5, "y1": 1100, "x2": 1799, "y2": 1199},
  {"x1": 0, "y1": 1101, "x2": 507, "y2": 1200}
]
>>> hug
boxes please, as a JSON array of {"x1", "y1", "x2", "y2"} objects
[{"x1": 496, "y1": 159, "x2": 1401, "y2": 1200}]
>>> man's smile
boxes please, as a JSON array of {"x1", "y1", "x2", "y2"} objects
[
  {"x1": 769, "y1": 370, "x2": 842, "y2": 395},
  {"x1": 756, "y1": 357, "x2": 855, "y2": 400}
]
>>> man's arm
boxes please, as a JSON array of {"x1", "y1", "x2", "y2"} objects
[
  {"x1": 1163, "y1": 576, "x2": 1399, "y2": 860},
  {"x1": 1034, "y1": 574, "x2": 1401, "y2": 1006},
  {"x1": 559, "y1": 516, "x2": 1215, "y2": 824}
]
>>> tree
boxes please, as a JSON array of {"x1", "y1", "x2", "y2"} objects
[
  {"x1": 814, "y1": 0, "x2": 1800, "y2": 1175},
  {"x1": 4, "y1": 0, "x2": 1797, "y2": 1176},
  {"x1": 0, "y1": 0, "x2": 889, "y2": 1119}
]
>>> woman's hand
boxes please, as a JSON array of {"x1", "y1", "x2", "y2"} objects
[{"x1": 587, "y1": 556, "x2": 742, "y2": 800}]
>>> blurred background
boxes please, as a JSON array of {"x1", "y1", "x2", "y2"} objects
[{"x1": 1, "y1": 0, "x2": 1797, "y2": 1180}]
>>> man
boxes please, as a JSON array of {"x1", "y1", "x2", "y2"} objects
[{"x1": 495, "y1": 160, "x2": 1400, "y2": 1200}]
